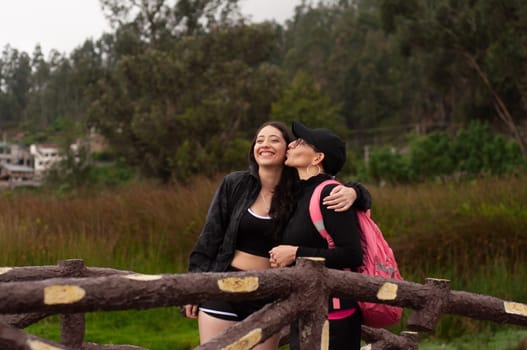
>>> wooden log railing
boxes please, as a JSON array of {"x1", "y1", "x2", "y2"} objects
[{"x1": 1, "y1": 258, "x2": 527, "y2": 350}]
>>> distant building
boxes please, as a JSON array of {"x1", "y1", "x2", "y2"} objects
[
  {"x1": 70, "y1": 128, "x2": 109, "y2": 158},
  {"x1": 0, "y1": 163, "x2": 34, "y2": 181},
  {"x1": 0, "y1": 142, "x2": 36, "y2": 186},
  {"x1": 0, "y1": 142, "x2": 33, "y2": 167},
  {"x1": 0, "y1": 129, "x2": 109, "y2": 187},
  {"x1": 87, "y1": 128, "x2": 109, "y2": 153},
  {"x1": 29, "y1": 143, "x2": 63, "y2": 176}
]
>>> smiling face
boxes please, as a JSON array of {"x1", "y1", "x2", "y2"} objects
[{"x1": 253, "y1": 125, "x2": 288, "y2": 168}]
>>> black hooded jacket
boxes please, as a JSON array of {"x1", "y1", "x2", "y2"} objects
[{"x1": 189, "y1": 169, "x2": 262, "y2": 273}]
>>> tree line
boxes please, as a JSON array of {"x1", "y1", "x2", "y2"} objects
[{"x1": 0, "y1": 0, "x2": 526, "y2": 183}]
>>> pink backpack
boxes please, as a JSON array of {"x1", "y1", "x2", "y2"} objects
[{"x1": 309, "y1": 179, "x2": 403, "y2": 328}]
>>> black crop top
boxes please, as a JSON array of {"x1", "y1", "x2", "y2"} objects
[{"x1": 236, "y1": 208, "x2": 276, "y2": 257}]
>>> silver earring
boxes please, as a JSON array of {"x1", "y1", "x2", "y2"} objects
[{"x1": 306, "y1": 164, "x2": 321, "y2": 177}]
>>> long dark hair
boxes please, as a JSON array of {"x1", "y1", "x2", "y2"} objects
[{"x1": 248, "y1": 121, "x2": 298, "y2": 240}]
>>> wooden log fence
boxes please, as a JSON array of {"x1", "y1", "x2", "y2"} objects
[{"x1": 1, "y1": 258, "x2": 526, "y2": 350}]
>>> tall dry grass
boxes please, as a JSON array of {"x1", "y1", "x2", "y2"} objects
[
  {"x1": 364, "y1": 174, "x2": 527, "y2": 338},
  {"x1": 370, "y1": 174, "x2": 527, "y2": 281},
  {"x1": 0, "y1": 176, "x2": 220, "y2": 272},
  {"x1": 3, "y1": 173, "x2": 525, "y2": 279}
]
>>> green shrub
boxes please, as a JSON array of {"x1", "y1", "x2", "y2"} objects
[
  {"x1": 90, "y1": 164, "x2": 136, "y2": 187},
  {"x1": 219, "y1": 137, "x2": 252, "y2": 172},
  {"x1": 171, "y1": 136, "x2": 251, "y2": 182},
  {"x1": 367, "y1": 146, "x2": 411, "y2": 184},
  {"x1": 408, "y1": 131, "x2": 455, "y2": 180},
  {"x1": 45, "y1": 148, "x2": 137, "y2": 191},
  {"x1": 91, "y1": 150, "x2": 116, "y2": 162},
  {"x1": 362, "y1": 122, "x2": 525, "y2": 184},
  {"x1": 451, "y1": 121, "x2": 524, "y2": 176}
]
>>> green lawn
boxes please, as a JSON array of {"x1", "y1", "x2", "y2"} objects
[
  {"x1": 26, "y1": 310, "x2": 527, "y2": 350},
  {"x1": 27, "y1": 309, "x2": 200, "y2": 350},
  {"x1": 419, "y1": 328, "x2": 527, "y2": 350}
]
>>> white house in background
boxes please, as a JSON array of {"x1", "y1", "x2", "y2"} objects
[
  {"x1": 29, "y1": 143, "x2": 63, "y2": 175},
  {"x1": 0, "y1": 142, "x2": 33, "y2": 167},
  {"x1": 0, "y1": 142, "x2": 34, "y2": 184},
  {"x1": 0, "y1": 163, "x2": 35, "y2": 181}
]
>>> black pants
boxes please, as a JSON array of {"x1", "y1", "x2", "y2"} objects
[
  {"x1": 328, "y1": 311, "x2": 362, "y2": 349},
  {"x1": 289, "y1": 310, "x2": 362, "y2": 350}
]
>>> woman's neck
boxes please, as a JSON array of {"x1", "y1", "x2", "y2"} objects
[
  {"x1": 297, "y1": 165, "x2": 325, "y2": 180},
  {"x1": 258, "y1": 165, "x2": 282, "y2": 192}
]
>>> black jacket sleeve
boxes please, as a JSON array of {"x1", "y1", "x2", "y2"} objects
[
  {"x1": 188, "y1": 176, "x2": 232, "y2": 272},
  {"x1": 347, "y1": 182, "x2": 371, "y2": 211}
]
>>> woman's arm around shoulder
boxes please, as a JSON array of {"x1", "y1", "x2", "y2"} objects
[{"x1": 322, "y1": 182, "x2": 372, "y2": 212}]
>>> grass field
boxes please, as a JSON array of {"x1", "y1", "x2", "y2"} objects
[{"x1": 25, "y1": 313, "x2": 527, "y2": 349}]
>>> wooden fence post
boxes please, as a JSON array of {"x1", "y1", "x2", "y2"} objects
[
  {"x1": 58, "y1": 259, "x2": 86, "y2": 348},
  {"x1": 294, "y1": 258, "x2": 330, "y2": 350},
  {"x1": 0, "y1": 321, "x2": 69, "y2": 350},
  {"x1": 407, "y1": 278, "x2": 450, "y2": 332},
  {"x1": 362, "y1": 327, "x2": 419, "y2": 350}
]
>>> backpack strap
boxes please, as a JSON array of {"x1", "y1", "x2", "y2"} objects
[
  {"x1": 309, "y1": 179, "x2": 345, "y2": 311},
  {"x1": 308, "y1": 179, "x2": 342, "y2": 249}
]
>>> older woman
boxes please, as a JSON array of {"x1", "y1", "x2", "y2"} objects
[{"x1": 269, "y1": 121, "x2": 364, "y2": 350}]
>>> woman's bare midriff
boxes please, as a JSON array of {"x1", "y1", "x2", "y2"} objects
[{"x1": 231, "y1": 250, "x2": 271, "y2": 270}]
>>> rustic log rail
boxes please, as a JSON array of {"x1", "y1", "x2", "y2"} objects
[{"x1": 1, "y1": 258, "x2": 526, "y2": 350}]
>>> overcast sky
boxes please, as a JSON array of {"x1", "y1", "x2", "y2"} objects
[{"x1": 0, "y1": 0, "x2": 300, "y2": 56}]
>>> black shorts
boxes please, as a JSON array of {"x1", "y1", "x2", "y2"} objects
[
  {"x1": 199, "y1": 298, "x2": 270, "y2": 321},
  {"x1": 199, "y1": 266, "x2": 271, "y2": 321}
]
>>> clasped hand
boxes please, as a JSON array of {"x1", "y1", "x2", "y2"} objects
[{"x1": 269, "y1": 245, "x2": 298, "y2": 268}]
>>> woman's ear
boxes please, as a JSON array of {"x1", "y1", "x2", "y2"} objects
[{"x1": 312, "y1": 152, "x2": 325, "y2": 166}]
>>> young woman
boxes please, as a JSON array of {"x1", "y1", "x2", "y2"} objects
[
  {"x1": 269, "y1": 121, "x2": 364, "y2": 350},
  {"x1": 184, "y1": 121, "x2": 369, "y2": 349}
]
